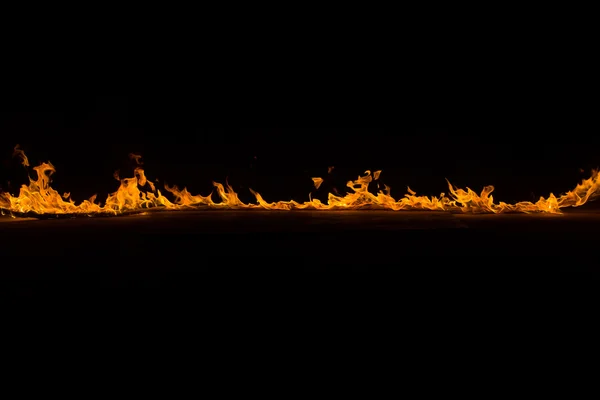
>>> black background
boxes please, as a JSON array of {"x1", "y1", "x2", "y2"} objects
[
  {"x1": 1, "y1": 96, "x2": 598, "y2": 208},
  {"x1": 2, "y1": 13, "x2": 600, "y2": 312}
]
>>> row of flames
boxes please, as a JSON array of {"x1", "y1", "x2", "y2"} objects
[{"x1": 0, "y1": 146, "x2": 599, "y2": 217}]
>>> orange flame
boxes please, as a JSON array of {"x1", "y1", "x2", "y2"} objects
[{"x1": 0, "y1": 146, "x2": 598, "y2": 217}]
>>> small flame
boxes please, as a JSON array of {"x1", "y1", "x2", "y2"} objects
[
  {"x1": 12, "y1": 145, "x2": 29, "y2": 167},
  {"x1": 0, "y1": 146, "x2": 598, "y2": 217},
  {"x1": 312, "y1": 177, "x2": 324, "y2": 190}
]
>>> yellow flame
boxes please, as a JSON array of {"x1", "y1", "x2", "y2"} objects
[
  {"x1": 0, "y1": 146, "x2": 598, "y2": 217},
  {"x1": 12, "y1": 145, "x2": 29, "y2": 167},
  {"x1": 312, "y1": 177, "x2": 324, "y2": 190}
]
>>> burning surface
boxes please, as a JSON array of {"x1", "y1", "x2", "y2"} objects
[{"x1": 0, "y1": 145, "x2": 599, "y2": 218}]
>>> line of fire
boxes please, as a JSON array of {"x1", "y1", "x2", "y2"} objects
[{"x1": 1, "y1": 144, "x2": 598, "y2": 219}]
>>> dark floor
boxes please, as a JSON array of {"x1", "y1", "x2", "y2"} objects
[{"x1": 1, "y1": 207, "x2": 599, "y2": 300}]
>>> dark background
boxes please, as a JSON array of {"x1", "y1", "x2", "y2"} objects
[
  {"x1": 1, "y1": 96, "x2": 599, "y2": 208},
  {"x1": 1, "y1": 17, "x2": 600, "y2": 310}
]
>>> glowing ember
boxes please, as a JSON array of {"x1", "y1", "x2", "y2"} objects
[{"x1": 0, "y1": 145, "x2": 598, "y2": 217}]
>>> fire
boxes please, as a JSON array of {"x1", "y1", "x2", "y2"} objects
[{"x1": 0, "y1": 145, "x2": 599, "y2": 217}]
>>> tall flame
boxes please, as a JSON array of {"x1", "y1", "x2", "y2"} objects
[{"x1": 0, "y1": 145, "x2": 598, "y2": 217}]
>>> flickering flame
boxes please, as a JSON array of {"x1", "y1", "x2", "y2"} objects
[{"x1": 0, "y1": 145, "x2": 598, "y2": 218}]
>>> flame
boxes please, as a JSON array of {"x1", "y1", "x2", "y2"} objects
[
  {"x1": 13, "y1": 145, "x2": 29, "y2": 167},
  {"x1": 312, "y1": 177, "x2": 324, "y2": 190},
  {"x1": 0, "y1": 146, "x2": 598, "y2": 217}
]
